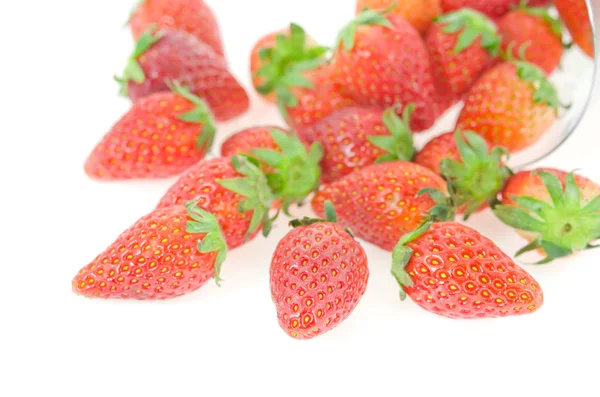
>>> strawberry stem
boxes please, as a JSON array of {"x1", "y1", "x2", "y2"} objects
[
  {"x1": 436, "y1": 8, "x2": 501, "y2": 56},
  {"x1": 335, "y1": 4, "x2": 394, "y2": 52}
]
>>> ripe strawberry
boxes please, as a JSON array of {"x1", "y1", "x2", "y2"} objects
[
  {"x1": 355, "y1": 0, "x2": 442, "y2": 35},
  {"x1": 415, "y1": 130, "x2": 511, "y2": 218},
  {"x1": 391, "y1": 220, "x2": 544, "y2": 318},
  {"x1": 85, "y1": 83, "x2": 215, "y2": 180},
  {"x1": 157, "y1": 156, "x2": 275, "y2": 249},
  {"x1": 311, "y1": 161, "x2": 446, "y2": 251},
  {"x1": 115, "y1": 29, "x2": 248, "y2": 121},
  {"x1": 425, "y1": 9, "x2": 500, "y2": 103},
  {"x1": 441, "y1": 0, "x2": 551, "y2": 19},
  {"x1": 129, "y1": 0, "x2": 224, "y2": 56},
  {"x1": 331, "y1": 8, "x2": 439, "y2": 131},
  {"x1": 498, "y1": 5, "x2": 565, "y2": 74},
  {"x1": 456, "y1": 60, "x2": 560, "y2": 152},
  {"x1": 278, "y1": 63, "x2": 356, "y2": 130},
  {"x1": 494, "y1": 168, "x2": 600, "y2": 263},
  {"x1": 251, "y1": 23, "x2": 327, "y2": 103},
  {"x1": 73, "y1": 202, "x2": 228, "y2": 299},
  {"x1": 298, "y1": 105, "x2": 416, "y2": 183},
  {"x1": 270, "y1": 201, "x2": 369, "y2": 339},
  {"x1": 554, "y1": 0, "x2": 594, "y2": 58}
]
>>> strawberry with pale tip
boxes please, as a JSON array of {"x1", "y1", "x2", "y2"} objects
[
  {"x1": 311, "y1": 161, "x2": 447, "y2": 251},
  {"x1": 85, "y1": 82, "x2": 215, "y2": 180},
  {"x1": 498, "y1": 4, "x2": 566, "y2": 74},
  {"x1": 115, "y1": 28, "x2": 248, "y2": 121},
  {"x1": 251, "y1": 23, "x2": 328, "y2": 103},
  {"x1": 331, "y1": 6, "x2": 439, "y2": 131},
  {"x1": 494, "y1": 169, "x2": 600, "y2": 263},
  {"x1": 270, "y1": 201, "x2": 369, "y2": 339},
  {"x1": 456, "y1": 59, "x2": 561, "y2": 152},
  {"x1": 298, "y1": 104, "x2": 416, "y2": 183},
  {"x1": 425, "y1": 8, "x2": 501, "y2": 103},
  {"x1": 415, "y1": 130, "x2": 512, "y2": 219},
  {"x1": 128, "y1": 0, "x2": 224, "y2": 56}
]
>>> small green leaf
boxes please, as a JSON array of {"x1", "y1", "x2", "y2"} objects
[
  {"x1": 368, "y1": 135, "x2": 397, "y2": 152},
  {"x1": 217, "y1": 178, "x2": 257, "y2": 198},
  {"x1": 535, "y1": 170, "x2": 565, "y2": 209},
  {"x1": 335, "y1": 7, "x2": 393, "y2": 51},
  {"x1": 308, "y1": 142, "x2": 324, "y2": 164},
  {"x1": 436, "y1": 8, "x2": 500, "y2": 55},
  {"x1": 514, "y1": 60, "x2": 560, "y2": 111},
  {"x1": 324, "y1": 201, "x2": 337, "y2": 223},
  {"x1": 540, "y1": 240, "x2": 573, "y2": 261},
  {"x1": 252, "y1": 149, "x2": 285, "y2": 167},
  {"x1": 455, "y1": 130, "x2": 479, "y2": 166},
  {"x1": 510, "y1": 195, "x2": 553, "y2": 214},
  {"x1": 583, "y1": 195, "x2": 600, "y2": 214},
  {"x1": 493, "y1": 205, "x2": 546, "y2": 232},
  {"x1": 397, "y1": 220, "x2": 434, "y2": 247},
  {"x1": 270, "y1": 129, "x2": 299, "y2": 155},
  {"x1": 418, "y1": 188, "x2": 449, "y2": 206},
  {"x1": 440, "y1": 158, "x2": 466, "y2": 179},
  {"x1": 463, "y1": 131, "x2": 490, "y2": 159},
  {"x1": 563, "y1": 172, "x2": 581, "y2": 211},
  {"x1": 515, "y1": 238, "x2": 543, "y2": 257},
  {"x1": 245, "y1": 206, "x2": 266, "y2": 242}
]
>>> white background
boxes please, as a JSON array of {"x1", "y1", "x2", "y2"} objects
[{"x1": 1, "y1": 1, "x2": 600, "y2": 396}]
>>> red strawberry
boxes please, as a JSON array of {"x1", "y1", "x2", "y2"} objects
[
  {"x1": 278, "y1": 63, "x2": 356, "y2": 130},
  {"x1": 456, "y1": 60, "x2": 560, "y2": 152},
  {"x1": 115, "y1": 29, "x2": 248, "y2": 121},
  {"x1": 331, "y1": 8, "x2": 439, "y2": 131},
  {"x1": 425, "y1": 9, "x2": 500, "y2": 103},
  {"x1": 129, "y1": 0, "x2": 224, "y2": 56},
  {"x1": 494, "y1": 168, "x2": 600, "y2": 263},
  {"x1": 85, "y1": 83, "x2": 215, "y2": 180},
  {"x1": 157, "y1": 156, "x2": 275, "y2": 249},
  {"x1": 554, "y1": 0, "x2": 594, "y2": 58},
  {"x1": 250, "y1": 23, "x2": 327, "y2": 103},
  {"x1": 270, "y1": 201, "x2": 369, "y2": 339},
  {"x1": 72, "y1": 202, "x2": 228, "y2": 299},
  {"x1": 355, "y1": 0, "x2": 442, "y2": 35},
  {"x1": 391, "y1": 220, "x2": 544, "y2": 318},
  {"x1": 498, "y1": 5, "x2": 565, "y2": 74},
  {"x1": 441, "y1": 0, "x2": 551, "y2": 19},
  {"x1": 415, "y1": 130, "x2": 511, "y2": 218},
  {"x1": 311, "y1": 161, "x2": 447, "y2": 251},
  {"x1": 298, "y1": 105, "x2": 416, "y2": 183}
]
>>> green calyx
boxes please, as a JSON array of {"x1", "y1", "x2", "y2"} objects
[
  {"x1": 114, "y1": 27, "x2": 164, "y2": 96},
  {"x1": 440, "y1": 130, "x2": 512, "y2": 220},
  {"x1": 391, "y1": 188, "x2": 456, "y2": 300},
  {"x1": 255, "y1": 23, "x2": 329, "y2": 104},
  {"x1": 436, "y1": 8, "x2": 501, "y2": 56},
  {"x1": 217, "y1": 155, "x2": 276, "y2": 240},
  {"x1": 252, "y1": 129, "x2": 323, "y2": 214},
  {"x1": 335, "y1": 3, "x2": 395, "y2": 52},
  {"x1": 289, "y1": 201, "x2": 355, "y2": 236},
  {"x1": 494, "y1": 170, "x2": 600, "y2": 264},
  {"x1": 518, "y1": 3, "x2": 563, "y2": 39},
  {"x1": 167, "y1": 81, "x2": 216, "y2": 153},
  {"x1": 185, "y1": 201, "x2": 228, "y2": 286},
  {"x1": 513, "y1": 60, "x2": 561, "y2": 112},
  {"x1": 368, "y1": 104, "x2": 416, "y2": 163}
]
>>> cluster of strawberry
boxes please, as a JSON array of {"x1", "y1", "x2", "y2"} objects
[{"x1": 74, "y1": 0, "x2": 599, "y2": 340}]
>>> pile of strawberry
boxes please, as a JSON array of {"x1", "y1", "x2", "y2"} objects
[{"x1": 74, "y1": 0, "x2": 599, "y2": 340}]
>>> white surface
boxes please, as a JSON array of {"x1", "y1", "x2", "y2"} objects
[{"x1": 1, "y1": 1, "x2": 600, "y2": 396}]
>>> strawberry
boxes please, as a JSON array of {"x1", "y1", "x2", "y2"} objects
[
  {"x1": 355, "y1": 0, "x2": 442, "y2": 35},
  {"x1": 554, "y1": 0, "x2": 594, "y2": 58},
  {"x1": 494, "y1": 168, "x2": 600, "y2": 263},
  {"x1": 391, "y1": 220, "x2": 544, "y2": 318},
  {"x1": 221, "y1": 126, "x2": 293, "y2": 170},
  {"x1": 157, "y1": 156, "x2": 275, "y2": 249},
  {"x1": 298, "y1": 105, "x2": 416, "y2": 183},
  {"x1": 251, "y1": 23, "x2": 328, "y2": 103},
  {"x1": 311, "y1": 161, "x2": 446, "y2": 251},
  {"x1": 115, "y1": 29, "x2": 248, "y2": 122},
  {"x1": 415, "y1": 130, "x2": 511, "y2": 218},
  {"x1": 278, "y1": 63, "x2": 356, "y2": 130},
  {"x1": 456, "y1": 60, "x2": 560, "y2": 152},
  {"x1": 85, "y1": 83, "x2": 215, "y2": 180},
  {"x1": 425, "y1": 9, "x2": 500, "y2": 103},
  {"x1": 270, "y1": 201, "x2": 369, "y2": 339},
  {"x1": 498, "y1": 5, "x2": 565, "y2": 74},
  {"x1": 331, "y1": 8, "x2": 439, "y2": 131},
  {"x1": 441, "y1": 0, "x2": 551, "y2": 19},
  {"x1": 72, "y1": 202, "x2": 228, "y2": 299},
  {"x1": 129, "y1": 0, "x2": 224, "y2": 56}
]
